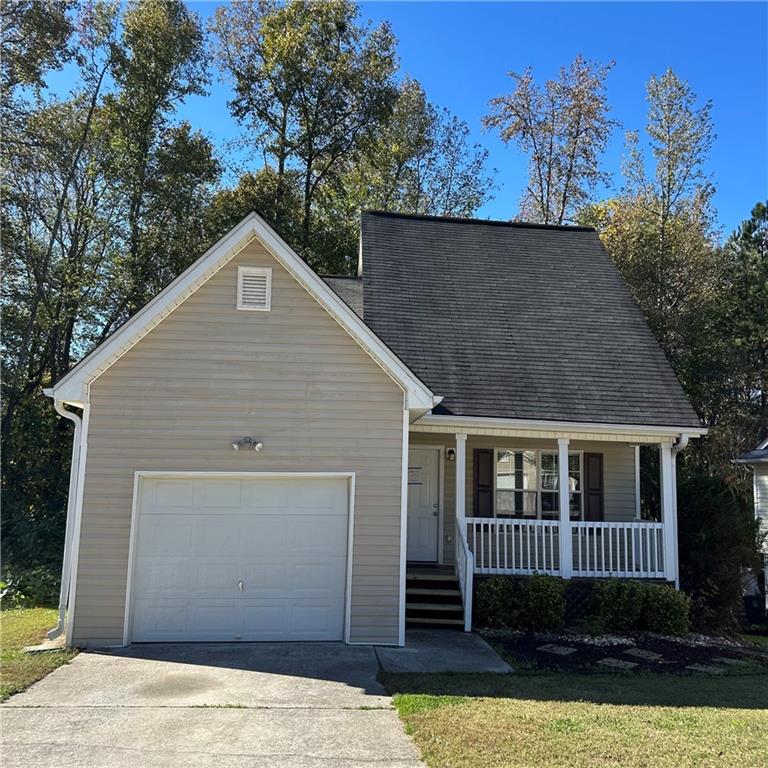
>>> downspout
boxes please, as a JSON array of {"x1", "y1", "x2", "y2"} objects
[
  {"x1": 47, "y1": 399, "x2": 83, "y2": 640},
  {"x1": 669, "y1": 434, "x2": 690, "y2": 589}
]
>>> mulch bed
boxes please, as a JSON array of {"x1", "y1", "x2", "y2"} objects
[{"x1": 484, "y1": 629, "x2": 768, "y2": 675}]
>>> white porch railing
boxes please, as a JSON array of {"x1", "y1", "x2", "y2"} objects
[
  {"x1": 464, "y1": 518, "x2": 667, "y2": 580},
  {"x1": 572, "y1": 521, "x2": 666, "y2": 579},
  {"x1": 467, "y1": 518, "x2": 561, "y2": 575}
]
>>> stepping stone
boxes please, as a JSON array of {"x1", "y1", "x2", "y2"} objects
[
  {"x1": 536, "y1": 643, "x2": 578, "y2": 656},
  {"x1": 623, "y1": 648, "x2": 664, "y2": 662},
  {"x1": 686, "y1": 664, "x2": 725, "y2": 674},
  {"x1": 598, "y1": 657, "x2": 638, "y2": 670}
]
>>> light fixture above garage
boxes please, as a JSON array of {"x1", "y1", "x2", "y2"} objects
[{"x1": 232, "y1": 437, "x2": 263, "y2": 452}]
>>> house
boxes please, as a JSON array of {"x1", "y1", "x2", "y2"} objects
[
  {"x1": 44, "y1": 210, "x2": 705, "y2": 648},
  {"x1": 734, "y1": 438, "x2": 768, "y2": 614}
]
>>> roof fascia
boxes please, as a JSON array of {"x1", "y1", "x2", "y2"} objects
[{"x1": 415, "y1": 413, "x2": 706, "y2": 439}]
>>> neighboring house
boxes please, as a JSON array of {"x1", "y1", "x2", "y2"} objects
[
  {"x1": 734, "y1": 438, "x2": 768, "y2": 613},
  {"x1": 45, "y1": 211, "x2": 705, "y2": 648}
]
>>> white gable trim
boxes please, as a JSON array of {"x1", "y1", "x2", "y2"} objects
[{"x1": 47, "y1": 212, "x2": 436, "y2": 411}]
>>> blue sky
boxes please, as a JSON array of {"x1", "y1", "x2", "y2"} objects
[{"x1": 53, "y1": 1, "x2": 768, "y2": 235}]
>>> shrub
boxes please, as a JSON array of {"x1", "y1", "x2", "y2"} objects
[
  {"x1": 474, "y1": 576, "x2": 516, "y2": 628},
  {"x1": 589, "y1": 579, "x2": 646, "y2": 633},
  {"x1": 643, "y1": 585, "x2": 691, "y2": 636},
  {"x1": 678, "y1": 474, "x2": 764, "y2": 631},
  {"x1": 516, "y1": 575, "x2": 566, "y2": 631},
  {"x1": 587, "y1": 579, "x2": 690, "y2": 636},
  {"x1": 474, "y1": 575, "x2": 565, "y2": 631},
  {"x1": 0, "y1": 566, "x2": 59, "y2": 609}
]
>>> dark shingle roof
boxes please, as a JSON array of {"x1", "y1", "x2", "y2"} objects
[
  {"x1": 357, "y1": 210, "x2": 702, "y2": 428},
  {"x1": 322, "y1": 276, "x2": 363, "y2": 317},
  {"x1": 734, "y1": 449, "x2": 768, "y2": 464}
]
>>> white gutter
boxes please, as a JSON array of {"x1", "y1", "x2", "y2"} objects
[
  {"x1": 416, "y1": 413, "x2": 707, "y2": 438},
  {"x1": 46, "y1": 396, "x2": 83, "y2": 640}
]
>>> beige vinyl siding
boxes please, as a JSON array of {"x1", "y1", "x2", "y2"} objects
[
  {"x1": 73, "y1": 239, "x2": 405, "y2": 646},
  {"x1": 755, "y1": 465, "x2": 768, "y2": 552},
  {"x1": 410, "y1": 433, "x2": 638, "y2": 565}
]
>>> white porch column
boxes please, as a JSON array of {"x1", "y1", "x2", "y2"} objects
[
  {"x1": 659, "y1": 442, "x2": 678, "y2": 587},
  {"x1": 455, "y1": 433, "x2": 467, "y2": 521},
  {"x1": 558, "y1": 438, "x2": 573, "y2": 578}
]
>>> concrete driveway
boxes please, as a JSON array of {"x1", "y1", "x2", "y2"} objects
[{"x1": 1, "y1": 643, "x2": 424, "y2": 768}]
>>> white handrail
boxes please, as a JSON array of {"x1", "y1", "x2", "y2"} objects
[
  {"x1": 455, "y1": 518, "x2": 474, "y2": 632},
  {"x1": 467, "y1": 517, "x2": 561, "y2": 575},
  {"x1": 463, "y1": 517, "x2": 667, "y2": 580}
]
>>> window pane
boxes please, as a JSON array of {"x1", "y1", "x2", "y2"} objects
[
  {"x1": 496, "y1": 450, "x2": 537, "y2": 517},
  {"x1": 541, "y1": 491, "x2": 559, "y2": 515},
  {"x1": 569, "y1": 492, "x2": 582, "y2": 517},
  {"x1": 568, "y1": 452, "x2": 581, "y2": 492},
  {"x1": 540, "y1": 452, "x2": 558, "y2": 490}
]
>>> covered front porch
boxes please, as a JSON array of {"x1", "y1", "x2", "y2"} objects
[{"x1": 406, "y1": 416, "x2": 693, "y2": 630}]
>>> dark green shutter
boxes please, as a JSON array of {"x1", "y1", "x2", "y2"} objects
[
  {"x1": 584, "y1": 452, "x2": 604, "y2": 521},
  {"x1": 474, "y1": 448, "x2": 494, "y2": 517}
]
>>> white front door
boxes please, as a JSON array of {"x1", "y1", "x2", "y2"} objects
[
  {"x1": 129, "y1": 475, "x2": 349, "y2": 642},
  {"x1": 407, "y1": 447, "x2": 440, "y2": 562}
]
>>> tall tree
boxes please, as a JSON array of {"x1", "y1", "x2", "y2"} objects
[
  {"x1": 484, "y1": 55, "x2": 616, "y2": 224},
  {"x1": 352, "y1": 78, "x2": 495, "y2": 218},
  {"x1": 212, "y1": 0, "x2": 398, "y2": 264},
  {"x1": 103, "y1": 0, "x2": 211, "y2": 315},
  {"x1": 2, "y1": 0, "x2": 221, "y2": 595}
]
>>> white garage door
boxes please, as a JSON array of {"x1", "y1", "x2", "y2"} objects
[{"x1": 129, "y1": 475, "x2": 349, "y2": 642}]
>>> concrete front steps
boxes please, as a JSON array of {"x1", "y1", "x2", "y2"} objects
[{"x1": 405, "y1": 565, "x2": 464, "y2": 628}]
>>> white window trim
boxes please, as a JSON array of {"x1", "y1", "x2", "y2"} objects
[
  {"x1": 237, "y1": 265, "x2": 272, "y2": 311},
  {"x1": 492, "y1": 448, "x2": 584, "y2": 521}
]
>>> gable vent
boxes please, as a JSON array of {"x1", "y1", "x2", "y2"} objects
[{"x1": 237, "y1": 266, "x2": 272, "y2": 311}]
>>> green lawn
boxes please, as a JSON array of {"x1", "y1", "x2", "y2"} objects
[
  {"x1": 740, "y1": 633, "x2": 768, "y2": 651},
  {"x1": 383, "y1": 671, "x2": 768, "y2": 768},
  {"x1": 0, "y1": 608, "x2": 78, "y2": 702}
]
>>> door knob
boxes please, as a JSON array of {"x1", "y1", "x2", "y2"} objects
[
  {"x1": 432, "y1": 510, "x2": 438, "y2": 516},
  {"x1": 238, "y1": 580, "x2": 244, "y2": 592}
]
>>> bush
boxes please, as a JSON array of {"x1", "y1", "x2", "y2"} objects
[
  {"x1": 0, "y1": 566, "x2": 59, "y2": 609},
  {"x1": 678, "y1": 474, "x2": 764, "y2": 631},
  {"x1": 589, "y1": 580, "x2": 646, "y2": 633},
  {"x1": 474, "y1": 575, "x2": 515, "y2": 628},
  {"x1": 587, "y1": 579, "x2": 690, "y2": 636},
  {"x1": 474, "y1": 575, "x2": 565, "y2": 631},
  {"x1": 643, "y1": 585, "x2": 691, "y2": 635}
]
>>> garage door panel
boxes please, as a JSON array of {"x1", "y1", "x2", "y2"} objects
[
  {"x1": 190, "y1": 561, "x2": 241, "y2": 595},
  {"x1": 188, "y1": 600, "x2": 241, "y2": 638},
  {"x1": 137, "y1": 517, "x2": 190, "y2": 556},
  {"x1": 134, "y1": 558, "x2": 191, "y2": 598},
  {"x1": 240, "y1": 601, "x2": 288, "y2": 639},
  {"x1": 195, "y1": 479, "x2": 242, "y2": 508},
  {"x1": 289, "y1": 514, "x2": 347, "y2": 552},
  {"x1": 289, "y1": 600, "x2": 345, "y2": 639},
  {"x1": 132, "y1": 599, "x2": 187, "y2": 638},
  {"x1": 291, "y1": 562, "x2": 346, "y2": 594},
  {"x1": 189, "y1": 516, "x2": 243, "y2": 556},
  {"x1": 152, "y1": 480, "x2": 195, "y2": 509},
  {"x1": 130, "y1": 475, "x2": 349, "y2": 642}
]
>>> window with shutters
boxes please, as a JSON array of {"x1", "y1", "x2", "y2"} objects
[
  {"x1": 237, "y1": 266, "x2": 272, "y2": 311},
  {"x1": 494, "y1": 449, "x2": 583, "y2": 520}
]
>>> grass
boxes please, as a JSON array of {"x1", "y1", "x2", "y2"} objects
[
  {"x1": 383, "y1": 671, "x2": 768, "y2": 768},
  {"x1": 0, "y1": 608, "x2": 78, "y2": 702},
  {"x1": 740, "y1": 633, "x2": 768, "y2": 651}
]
